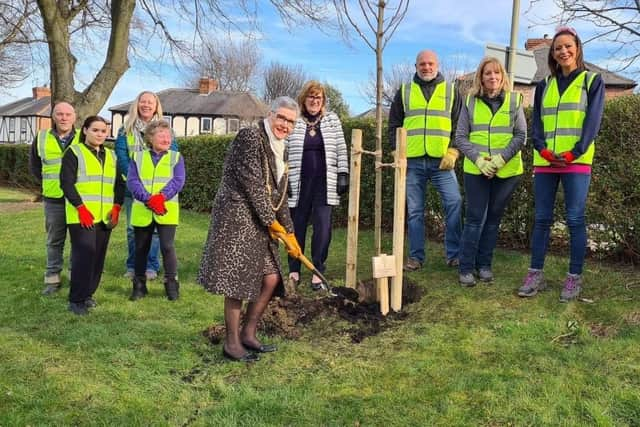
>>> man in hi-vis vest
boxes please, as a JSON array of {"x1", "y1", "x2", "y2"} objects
[
  {"x1": 29, "y1": 102, "x2": 80, "y2": 295},
  {"x1": 388, "y1": 50, "x2": 463, "y2": 272}
]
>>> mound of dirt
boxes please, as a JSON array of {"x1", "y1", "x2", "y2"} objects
[{"x1": 203, "y1": 278, "x2": 423, "y2": 345}]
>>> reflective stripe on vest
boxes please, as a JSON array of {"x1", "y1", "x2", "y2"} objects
[
  {"x1": 65, "y1": 144, "x2": 116, "y2": 224},
  {"x1": 401, "y1": 80, "x2": 454, "y2": 158},
  {"x1": 533, "y1": 71, "x2": 598, "y2": 166},
  {"x1": 131, "y1": 150, "x2": 181, "y2": 226},
  {"x1": 37, "y1": 129, "x2": 80, "y2": 198},
  {"x1": 463, "y1": 91, "x2": 523, "y2": 178}
]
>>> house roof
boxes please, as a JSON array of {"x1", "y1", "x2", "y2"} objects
[
  {"x1": 109, "y1": 88, "x2": 269, "y2": 118},
  {"x1": 0, "y1": 96, "x2": 51, "y2": 117}
]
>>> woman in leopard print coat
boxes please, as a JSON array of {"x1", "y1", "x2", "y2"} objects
[{"x1": 198, "y1": 97, "x2": 301, "y2": 362}]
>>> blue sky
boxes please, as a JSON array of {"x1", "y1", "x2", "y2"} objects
[{"x1": 0, "y1": 0, "x2": 636, "y2": 117}]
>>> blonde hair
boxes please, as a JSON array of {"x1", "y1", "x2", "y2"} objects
[
  {"x1": 297, "y1": 80, "x2": 326, "y2": 116},
  {"x1": 124, "y1": 91, "x2": 163, "y2": 134},
  {"x1": 468, "y1": 57, "x2": 512, "y2": 97},
  {"x1": 143, "y1": 120, "x2": 172, "y2": 147}
]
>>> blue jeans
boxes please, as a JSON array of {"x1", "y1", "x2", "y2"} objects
[
  {"x1": 530, "y1": 172, "x2": 591, "y2": 275},
  {"x1": 124, "y1": 195, "x2": 160, "y2": 273},
  {"x1": 459, "y1": 173, "x2": 520, "y2": 274},
  {"x1": 406, "y1": 156, "x2": 462, "y2": 263}
]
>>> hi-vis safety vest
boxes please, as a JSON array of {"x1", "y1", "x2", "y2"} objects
[
  {"x1": 37, "y1": 129, "x2": 80, "y2": 198},
  {"x1": 463, "y1": 91, "x2": 523, "y2": 178},
  {"x1": 126, "y1": 132, "x2": 146, "y2": 158},
  {"x1": 65, "y1": 144, "x2": 116, "y2": 224},
  {"x1": 401, "y1": 80, "x2": 454, "y2": 158},
  {"x1": 131, "y1": 150, "x2": 181, "y2": 226},
  {"x1": 534, "y1": 70, "x2": 598, "y2": 166}
]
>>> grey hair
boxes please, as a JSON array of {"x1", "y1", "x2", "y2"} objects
[{"x1": 270, "y1": 96, "x2": 299, "y2": 115}]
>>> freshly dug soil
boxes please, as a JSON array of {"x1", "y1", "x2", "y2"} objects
[{"x1": 203, "y1": 278, "x2": 423, "y2": 345}]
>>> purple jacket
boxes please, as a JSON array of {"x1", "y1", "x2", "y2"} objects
[{"x1": 127, "y1": 150, "x2": 186, "y2": 202}]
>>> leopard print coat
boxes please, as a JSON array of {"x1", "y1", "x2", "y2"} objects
[{"x1": 197, "y1": 122, "x2": 293, "y2": 301}]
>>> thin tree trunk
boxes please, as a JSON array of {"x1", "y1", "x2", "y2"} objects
[{"x1": 374, "y1": 0, "x2": 385, "y2": 255}]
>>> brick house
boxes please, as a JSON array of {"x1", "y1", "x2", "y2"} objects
[{"x1": 0, "y1": 87, "x2": 52, "y2": 144}]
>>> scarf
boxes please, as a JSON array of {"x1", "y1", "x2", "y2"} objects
[
  {"x1": 131, "y1": 119, "x2": 148, "y2": 151},
  {"x1": 263, "y1": 118, "x2": 285, "y2": 182}
]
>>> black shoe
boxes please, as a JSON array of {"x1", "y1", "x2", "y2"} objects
[
  {"x1": 84, "y1": 297, "x2": 97, "y2": 308},
  {"x1": 311, "y1": 281, "x2": 323, "y2": 291},
  {"x1": 242, "y1": 342, "x2": 277, "y2": 353},
  {"x1": 130, "y1": 276, "x2": 147, "y2": 301},
  {"x1": 164, "y1": 278, "x2": 180, "y2": 301},
  {"x1": 68, "y1": 301, "x2": 88, "y2": 315},
  {"x1": 42, "y1": 284, "x2": 61, "y2": 295},
  {"x1": 222, "y1": 348, "x2": 260, "y2": 362}
]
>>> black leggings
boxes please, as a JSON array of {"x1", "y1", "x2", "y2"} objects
[{"x1": 134, "y1": 221, "x2": 177, "y2": 279}]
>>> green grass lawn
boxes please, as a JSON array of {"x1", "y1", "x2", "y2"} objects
[{"x1": 1, "y1": 185, "x2": 639, "y2": 426}]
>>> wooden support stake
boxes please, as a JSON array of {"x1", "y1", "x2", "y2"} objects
[
  {"x1": 378, "y1": 277, "x2": 389, "y2": 316},
  {"x1": 391, "y1": 128, "x2": 407, "y2": 312},
  {"x1": 346, "y1": 129, "x2": 363, "y2": 289}
]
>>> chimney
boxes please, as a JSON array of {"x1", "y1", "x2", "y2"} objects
[
  {"x1": 525, "y1": 36, "x2": 553, "y2": 51},
  {"x1": 199, "y1": 77, "x2": 218, "y2": 95},
  {"x1": 32, "y1": 86, "x2": 51, "y2": 100}
]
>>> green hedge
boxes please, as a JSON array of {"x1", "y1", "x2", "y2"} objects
[{"x1": 2, "y1": 95, "x2": 640, "y2": 262}]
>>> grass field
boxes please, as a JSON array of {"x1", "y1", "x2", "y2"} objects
[{"x1": 1, "y1": 186, "x2": 639, "y2": 426}]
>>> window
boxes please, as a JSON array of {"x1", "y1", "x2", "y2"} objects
[
  {"x1": 201, "y1": 117, "x2": 212, "y2": 134},
  {"x1": 20, "y1": 118, "x2": 27, "y2": 140},
  {"x1": 227, "y1": 118, "x2": 239, "y2": 133},
  {"x1": 162, "y1": 115, "x2": 172, "y2": 126}
]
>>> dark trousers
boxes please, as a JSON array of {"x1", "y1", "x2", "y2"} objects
[
  {"x1": 288, "y1": 181, "x2": 332, "y2": 275},
  {"x1": 459, "y1": 173, "x2": 520, "y2": 274},
  {"x1": 134, "y1": 221, "x2": 177, "y2": 280},
  {"x1": 68, "y1": 223, "x2": 112, "y2": 303}
]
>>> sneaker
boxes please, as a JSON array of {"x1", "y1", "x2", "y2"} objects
[
  {"x1": 560, "y1": 274, "x2": 583, "y2": 303},
  {"x1": 123, "y1": 270, "x2": 135, "y2": 279},
  {"x1": 85, "y1": 297, "x2": 97, "y2": 308},
  {"x1": 459, "y1": 272, "x2": 476, "y2": 287},
  {"x1": 446, "y1": 258, "x2": 460, "y2": 267},
  {"x1": 145, "y1": 270, "x2": 158, "y2": 281},
  {"x1": 68, "y1": 301, "x2": 88, "y2": 315},
  {"x1": 42, "y1": 284, "x2": 61, "y2": 295},
  {"x1": 403, "y1": 258, "x2": 423, "y2": 272},
  {"x1": 517, "y1": 269, "x2": 546, "y2": 297},
  {"x1": 477, "y1": 268, "x2": 494, "y2": 283}
]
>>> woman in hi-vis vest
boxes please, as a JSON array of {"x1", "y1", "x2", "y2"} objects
[
  {"x1": 454, "y1": 57, "x2": 526, "y2": 287},
  {"x1": 127, "y1": 120, "x2": 185, "y2": 301},
  {"x1": 114, "y1": 91, "x2": 179, "y2": 281},
  {"x1": 518, "y1": 26, "x2": 605, "y2": 302},
  {"x1": 61, "y1": 116, "x2": 125, "y2": 315}
]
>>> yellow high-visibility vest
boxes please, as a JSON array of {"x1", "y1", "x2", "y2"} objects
[
  {"x1": 65, "y1": 144, "x2": 116, "y2": 224},
  {"x1": 37, "y1": 129, "x2": 80, "y2": 198},
  {"x1": 533, "y1": 71, "x2": 598, "y2": 166},
  {"x1": 131, "y1": 150, "x2": 181, "y2": 226},
  {"x1": 401, "y1": 80, "x2": 454, "y2": 158},
  {"x1": 463, "y1": 92, "x2": 523, "y2": 178}
]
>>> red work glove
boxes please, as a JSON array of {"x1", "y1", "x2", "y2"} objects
[
  {"x1": 539, "y1": 149, "x2": 556, "y2": 162},
  {"x1": 559, "y1": 151, "x2": 575, "y2": 163},
  {"x1": 77, "y1": 204, "x2": 94, "y2": 229},
  {"x1": 107, "y1": 204, "x2": 121, "y2": 228},
  {"x1": 147, "y1": 193, "x2": 167, "y2": 215}
]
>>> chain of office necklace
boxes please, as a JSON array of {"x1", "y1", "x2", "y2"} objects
[
  {"x1": 264, "y1": 156, "x2": 289, "y2": 212},
  {"x1": 303, "y1": 114, "x2": 323, "y2": 137}
]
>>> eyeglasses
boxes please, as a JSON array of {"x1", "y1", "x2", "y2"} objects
[
  {"x1": 273, "y1": 113, "x2": 296, "y2": 129},
  {"x1": 306, "y1": 95, "x2": 323, "y2": 101}
]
